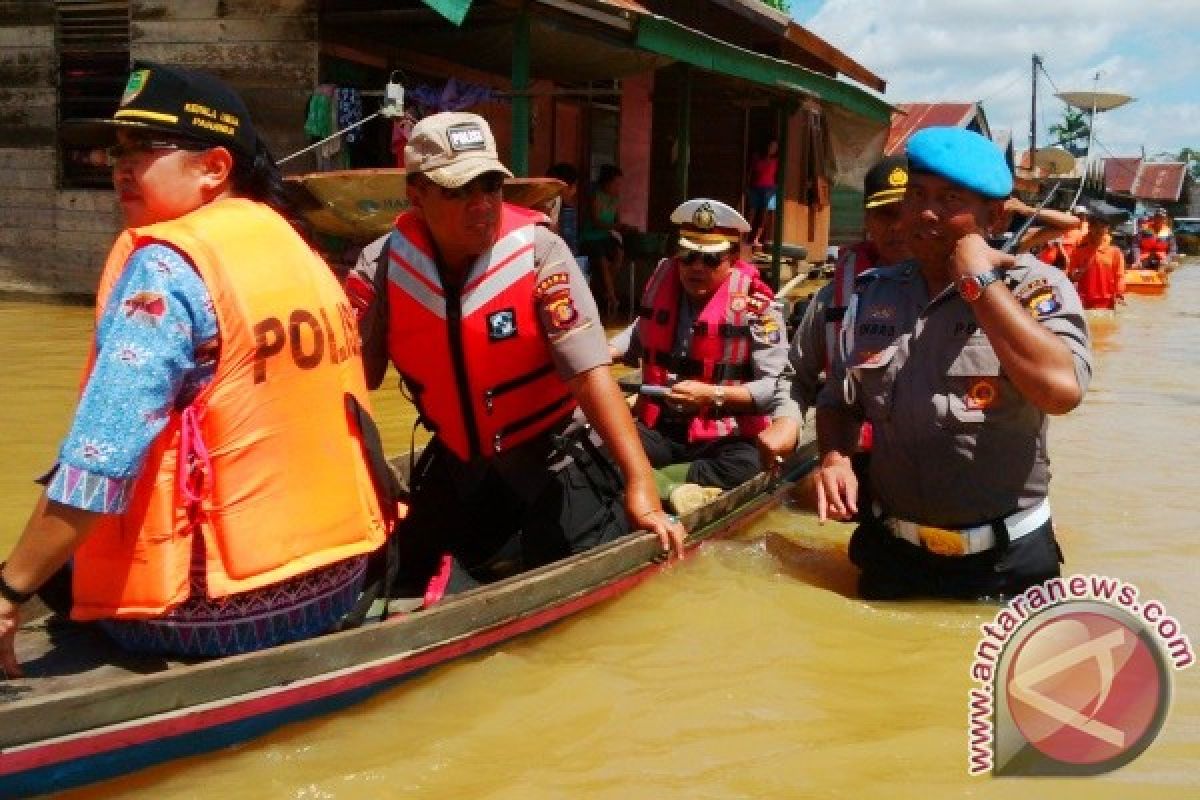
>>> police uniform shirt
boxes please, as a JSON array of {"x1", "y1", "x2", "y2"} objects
[
  {"x1": 788, "y1": 280, "x2": 835, "y2": 415},
  {"x1": 816, "y1": 254, "x2": 1093, "y2": 528}
]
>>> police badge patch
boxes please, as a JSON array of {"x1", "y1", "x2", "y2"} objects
[
  {"x1": 487, "y1": 308, "x2": 517, "y2": 341},
  {"x1": 749, "y1": 314, "x2": 781, "y2": 345}
]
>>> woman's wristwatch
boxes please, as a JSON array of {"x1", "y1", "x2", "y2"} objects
[{"x1": 712, "y1": 386, "x2": 726, "y2": 410}]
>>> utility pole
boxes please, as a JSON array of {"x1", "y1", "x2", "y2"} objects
[{"x1": 1030, "y1": 53, "x2": 1041, "y2": 177}]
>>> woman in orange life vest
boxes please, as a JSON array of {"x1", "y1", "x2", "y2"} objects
[
  {"x1": 1134, "y1": 207, "x2": 1177, "y2": 267},
  {"x1": 0, "y1": 63, "x2": 388, "y2": 677},
  {"x1": 381, "y1": 112, "x2": 684, "y2": 597},
  {"x1": 609, "y1": 198, "x2": 798, "y2": 509},
  {"x1": 1068, "y1": 210, "x2": 1126, "y2": 310}
]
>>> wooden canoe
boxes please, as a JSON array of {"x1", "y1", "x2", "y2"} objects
[
  {"x1": 0, "y1": 440, "x2": 816, "y2": 797},
  {"x1": 284, "y1": 170, "x2": 565, "y2": 242}
]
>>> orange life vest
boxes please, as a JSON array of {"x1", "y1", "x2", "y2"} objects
[
  {"x1": 71, "y1": 198, "x2": 387, "y2": 621},
  {"x1": 1070, "y1": 242, "x2": 1125, "y2": 309},
  {"x1": 634, "y1": 258, "x2": 770, "y2": 442},
  {"x1": 385, "y1": 203, "x2": 576, "y2": 461}
]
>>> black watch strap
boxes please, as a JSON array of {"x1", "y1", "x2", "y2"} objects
[{"x1": 0, "y1": 563, "x2": 34, "y2": 605}]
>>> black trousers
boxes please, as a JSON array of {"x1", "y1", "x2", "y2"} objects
[
  {"x1": 848, "y1": 516, "x2": 1063, "y2": 602},
  {"x1": 635, "y1": 421, "x2": 762, "y2": 490},
  {"x1": 391, "y1": 431, "x2": 630, "y2": 596}
]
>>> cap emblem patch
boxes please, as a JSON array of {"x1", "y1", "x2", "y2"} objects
[
  {"x1": 447, "y1": 125, "x2": 486, "y2": 152},
  {"x1": 888, "y1": 167, "x2": 907, "y2": 186},
  {"x1": 692, "y1": 202, "x2": 717, "y2": 230},
  {"x1": 121, "y1": 70, "x2": 150, "y2": 107}
]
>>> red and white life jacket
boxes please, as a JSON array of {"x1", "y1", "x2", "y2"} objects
[
  {"x1": 634, "y1": 258, "x2": 771, "y2": 442},
  {"x1": 824, "y1": 241, "x2": 880, "y2": 370},
  {"x1": 385, "y1": 204, "x2": 576, "y2": 461}
]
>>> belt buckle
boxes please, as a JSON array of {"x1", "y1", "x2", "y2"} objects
[{"x1": 916, "y1": 525, "x2": 967, "y2": 556}]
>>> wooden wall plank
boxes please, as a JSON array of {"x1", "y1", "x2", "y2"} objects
[
  {"x1": 132, "y1": 0, "x2": 316, "y2": 19},
  {"x1": 0, "y1": 147, "x2": 53, "y2": 169},
  {"x1": 0, "y1": 27, "x2": 52, "y2": 48},
  {"x1": 131, "y1": 43, "x2": 315, "y2": 87},
  {"x1": 0, "y1": 47, "x2": 55, "y2": 88},
  {"x1": 131, "y1": 17, "x2": 315, "y2": 45},
  {"x1": 0, "y1": 2, "x2": 55, "y2": 27}
]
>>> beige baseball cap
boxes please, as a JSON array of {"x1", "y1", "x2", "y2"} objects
[{"x1": 404, "y1": 112, "x2": 513, "y2": 189}]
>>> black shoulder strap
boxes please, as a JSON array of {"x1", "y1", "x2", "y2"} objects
[{"x1": 359, "y1": 236, "x2": 391, "y2": 390}]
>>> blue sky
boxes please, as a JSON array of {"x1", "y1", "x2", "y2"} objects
[{"x1": 791, "y1": 0, "x2": 1199, "y2": 160}]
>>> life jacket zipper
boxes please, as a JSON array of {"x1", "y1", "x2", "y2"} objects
[
  {"x1": 444, "y1": 285, "x2": 482, "y2": 460},
  {"x1": 491, "y1": 394, "x2": 574, "y2": 453},
  {"x1": 483, "y1": 363, "x2": 555, "y2": 413}
]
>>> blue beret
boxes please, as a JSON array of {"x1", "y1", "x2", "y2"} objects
[{"x1": 905, "y1": 127, "x2": 1013, "y2": 199}]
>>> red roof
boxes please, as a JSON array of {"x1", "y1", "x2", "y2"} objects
[
  {"x1": 1131, "y1": 162, "x2": 1187, "y2": 202},
  {"x1": 884, "y1": 103, "x2": 980, "y2": 156},
  {"x1": 1104, "y1": 158, "x2": 1141, "y2": 194}
]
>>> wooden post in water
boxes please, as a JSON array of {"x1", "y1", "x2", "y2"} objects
[
  {"x1": 675, "y1": 65, "x2": 692, "y2": 205},
  {"x1": 511, "y1": 4, "x2": 531, "y2": 177}
]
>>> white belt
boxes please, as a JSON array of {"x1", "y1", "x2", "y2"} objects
[{"x1": 878, "y1": 498, "x2": 1051, "y2": 556}]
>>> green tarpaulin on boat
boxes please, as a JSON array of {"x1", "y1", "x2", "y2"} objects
[{"x1": 421, "y1": 0, "x2": 473, "y2": 26}]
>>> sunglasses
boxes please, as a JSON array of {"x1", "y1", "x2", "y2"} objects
[
  {"x1": 677, "y1": 250, "x2": 727, "y2": 269},
  {"x1": 105, "y1": 138, "x2": 211, "y2": 165},
  {"x1": 437, "y1": 172, "x2": 506, "y2": 200}
]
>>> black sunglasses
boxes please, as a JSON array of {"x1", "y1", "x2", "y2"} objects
[
  {"x1": 438, "y1": 172, "x2": 506, "y2": 200},
  {"x1": 678, "y1": 250, "x2": 726, "y2": 269},
  {"x1": 105, "y1": 137, "x2": 212, "y2": 165}
]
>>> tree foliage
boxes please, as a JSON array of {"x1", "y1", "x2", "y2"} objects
[
  {"x1": 1048, "y1": 107, "x2": 1091, "y2": 157},
  {"x1": 759, "y1": 0, "x2": 792, "y2": 12}
]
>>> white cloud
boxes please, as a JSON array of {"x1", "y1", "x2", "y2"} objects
[{"x1": 805, "y1": 0, "x2": 1200, "y2": 157}]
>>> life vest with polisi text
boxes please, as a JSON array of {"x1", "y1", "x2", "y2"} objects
[
  {"x1": 634, "y1": 258, "x2": 770, "y2": 442},
  {"x1": 386, "y1": 203, "x2": 576, "y2": 461},
  {"x1": 72, "y1": 198, "x2": 387, "y2": 621}
]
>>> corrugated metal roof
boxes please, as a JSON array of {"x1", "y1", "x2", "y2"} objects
[
  {"x1": 883, "y1": 102, "x2": 979, "y2": 156},
  {"x1": 1104, "y1": 158, "x2": 1142, "y2": 194},
  {"x1": 1131, "y1": 162, "x2": 1187, "y2": 202}
]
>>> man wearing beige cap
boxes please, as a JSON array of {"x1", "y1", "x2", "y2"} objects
[
  {"x1": 609, "y1": 198, "x2": 794, "y2": 511},
  {"x1": 378, "y1": 112, "x2": 683, "y2": 595}
]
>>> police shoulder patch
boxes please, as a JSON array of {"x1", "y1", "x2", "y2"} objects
[
  {"x1": 748, "y1": 313, "x2": 781, "y2": 345},
  {"x1": 1014, "y1": 278, "x2": 1061, "y2": 318},
  {"x1": 744, "y1": 292, "x2": 772, "y2": 316}
]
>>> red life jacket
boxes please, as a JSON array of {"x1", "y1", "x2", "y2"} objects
[
  {"x1": 827, "y1": 241, "x2": 880, "y2": 453},
  {"x1": 386, "y1": 204, "x2": 576, "y2": 461},
  {"x1": 634, "y1": 258, "x2": 771, "y2": 442},
  {"x1": 823, "y1": 241, "x2": 880, "y2": 370},
  {"x1": 1138, "y1": 225, "x2": 1171, "y2": 257}
]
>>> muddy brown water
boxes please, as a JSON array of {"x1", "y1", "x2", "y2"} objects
[{"x1": 0, "y1": 263, "x2": 1196, "y2": 798}]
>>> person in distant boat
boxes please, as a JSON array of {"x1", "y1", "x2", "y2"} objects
[
  {"x1": 609, "y1": 199, "x2": 798, "y2": 513},
  {"x1": 1068, "y1": 208, "x2": 1125, "y2": 310},
  {"x1": 378, "y1": 112, "x2": 683, "y2": 595},
  {"x1": 0, "y1": 63, "x2": 391, "y2": 677},
  {"x1": 814, "y1": 127, "x2": 1092, "y2": 601},
  {"x1": 790, "y1": 155, "x2": 913, "y2": 418},
  {"x1": 1133, "y1": 207, "x2": 1177, "y2": 268},
  {"x1": 1037, "y1": 204, "x2": 1090, "y2": 269}
]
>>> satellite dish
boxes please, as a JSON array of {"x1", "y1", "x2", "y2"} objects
[
  {"x1": 1055, "y1": 90, "x2": 1134, "y2": 112},
  {"x1": 1033, "y1": 146, "x2": 1076, "y2": 176}
]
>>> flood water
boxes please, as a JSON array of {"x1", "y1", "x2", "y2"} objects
[{"x1": 1, "y1": 263, "x2": 1197, "y2": 798}]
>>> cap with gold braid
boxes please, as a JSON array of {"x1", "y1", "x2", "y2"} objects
[
  {"x1": 61, "y1": 61, "x2": 259, "y2": 158},
  {"x1": 863, "y1": 156, "x2": 908, "y2": 209},
  {"x1": 670, "y1": 198, "x2": 751, "y2": 254}
]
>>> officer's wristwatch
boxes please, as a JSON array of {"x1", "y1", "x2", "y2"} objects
[
  {"x1": 712, "y1": 386, "x2": 726, "y2": 410},
  {"x1": 957, "y1": 267, "x2": 1005, "y2": 302}
]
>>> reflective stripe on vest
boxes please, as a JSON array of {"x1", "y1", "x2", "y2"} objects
[
  {"x1": 386, "y1": 204, "x2": 576, "y2": 461},
  {"x1": 824, "y1": 243, "x2": 879, "y2": 371},
  {"x1": 72, "y1": 198, "x2": 387, "y2": 621},
  {"x1": 634, "y1": 258, "x2": 770, "y2": 442}
]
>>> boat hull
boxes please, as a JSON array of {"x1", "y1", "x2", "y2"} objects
[
  {"x1": 1124, "y1": 268, "x2": 1169, "y2": 296},
  {"x1": 0, "y1": 450, "x2": 811, "y2": 797}
]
